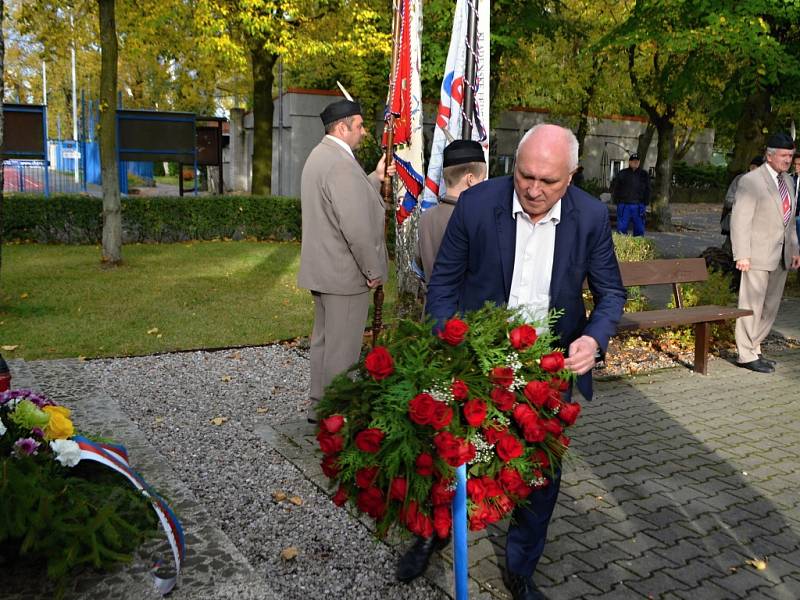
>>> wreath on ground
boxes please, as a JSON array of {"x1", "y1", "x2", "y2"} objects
[{"x1": 315, "y1": 304, "x2": 581, "y2": 538}]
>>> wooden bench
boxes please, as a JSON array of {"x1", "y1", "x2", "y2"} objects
[{"x1": 605, "y1": 258, "x2": 752, "y2": 374}]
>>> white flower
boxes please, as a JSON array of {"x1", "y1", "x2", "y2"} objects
[
  {"x1": 0, "y1": 416, "x2": 6, "y2": 437},
  {"x1": 49, "y1": 439, "x2": 81, "y2": 467}
]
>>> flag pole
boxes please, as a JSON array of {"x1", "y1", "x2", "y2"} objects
[
  {"x1": 460, "y1": 0, "x2": 478, "y2": 140},
  {"x1": 372, "y1": 0, "x2": 402, "y2": 348}
]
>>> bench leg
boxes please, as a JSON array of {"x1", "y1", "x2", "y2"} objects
[{"x1": 694, "y1": 322, "x2": 711, "y2": 375}]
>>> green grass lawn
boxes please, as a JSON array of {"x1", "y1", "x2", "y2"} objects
[{"x1": 0, "y1": 241, "x2": 397, "y2": 360}]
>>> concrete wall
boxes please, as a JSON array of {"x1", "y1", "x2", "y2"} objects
[{"x1": 223, "y1": 89, "x2": 715, "y2": 197}]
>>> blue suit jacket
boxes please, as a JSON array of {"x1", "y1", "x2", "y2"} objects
[{"x1": 425, "y1": 176, "x2": 626, "y2": 400}]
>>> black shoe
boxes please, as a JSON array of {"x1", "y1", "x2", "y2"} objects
[
  {"x1": 503, "y1": 571, "x2": 547, "y2": 600},
  {"x1": 758, "y1": 355, "x2": 777, "y2": 367},
  {"x1": 396, "y1": 535, "x2": 449, "y2": 583},
  {"x1": 738, "y1": 359, "x2": 774, "y2": 373}
]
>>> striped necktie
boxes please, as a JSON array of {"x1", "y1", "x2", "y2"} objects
[{"x1": 778, "y1": 173, "x2": 791, "y2": 226}]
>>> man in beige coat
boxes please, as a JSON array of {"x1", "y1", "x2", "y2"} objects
[
  {"x1": 298, "y1": 99, "x2": 390, "y2": 420},
  {"x1": 416, "y1": 140, "x2": 486, "y2": 290},
  {"x1": 731, "y1": 132, "x2": 800, "y2": 373}
]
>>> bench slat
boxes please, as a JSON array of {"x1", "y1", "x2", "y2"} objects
[
  {"x1": 618, "y1": 306, "x2": 753, "y2": 330},
  {"x1": 619, "y1": 257, "x2": 709, "y2": 287}
]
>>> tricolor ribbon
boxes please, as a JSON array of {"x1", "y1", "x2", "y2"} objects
[{"x1": 72, "y1": 435, "x2": 185, "y2": 595}]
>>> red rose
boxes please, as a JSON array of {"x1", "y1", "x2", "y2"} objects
[
  {"x1": 542, "y1": 418, "x2": 563, "y2": 437},
  {"x1": 355, "y1": 466, "x2": 379, "y2": 488},
  {"x1": 430, "y1": 402, "x2": 454, "y2": 430},
  {"x1": 433, "y1": 431, "x2": 476, "y2": 467},
  {"x1": 559, "y1": 402, "x2": 581, "y2": 426},
  {"x1": 469, "y1": 503, "x2": 489, "y2": 531},
  {"x1": 320, "y1": 414, "x2": 345, "y2": 434},
  {"x1": 389, "y1": 477, "x2": 408, "y2": 502},
  {"x1": 546, "y1": 391, "x2": 561, "y2": 411},
  {"x1": 490, "y1": 386, "x2": 516, "y2": 411},
  {"x1": 550, "y1": 377, "x2": 569, "y2": 392},
  {"x1": 430, "y1": 479, "x2": 455, "y2": 505},
  {"x1": 495, "y1": 433, "x2": 524, "y2": 462},
  {"x1": 489, "y1": 366, "x2": 515, "y2": 388},
  {"x1": 496, "y1": 493, "x2": 515, "y2": 515},
  {"x1": 522, "y1": 422, "x2": 546, "y2": 443},
  {"x1": 415, "y1": 452, "x2": 435, "y2": 476},
  {"x1": 463, "y1": 398, "x2": 487, "y2": 427},
  {"x1": 482, "y1": 423, "x2": 508, "y2": 446},
  {"x1": 438, "y1": 318, "x2": 469, "y2": 345},
  {"x1": 523, "y1": 381, "x2": 549, "y2": 408},
  {"x1": 433, "y1": 505, "x2": 452, "y2": 539},
  {"x1": 364, "y1": 346, "x2": 395, "y2": 380},
  {"x1": 403, "y1": 501, "x2": 434, "y2": 538},
  {"x1": 531, "y1": 449, "x2": 550, "y2": 469},
  {"x1": 498, "y1": 467, "x2": 531, "y2": 499},
  {"x1": 451, "y1": 379, "x2": 469, "y2": 401},
  {"x1": 467, "y1": 478, "x2": 487, "y2": 503},
  {"x1": 480, "y1": 476, "x2": 503, "y2": 498},
  {"x1": 540, "y1": 351, "x2": 565, "y2": 373},
  {"x1": 356, "y1": 487, "x2": 386, "y2": 519},
  {"x1": 355, "y1": 428, "x2": 384, "y2": 453},
  {"x1": 512, "y1": 403, "x2": 539, "y2": 429},
  {"x1": 332, "y1": 485, "x2": 348, "y2": 506},
  {"x1": 316, "y1": 430, "x2": 344, "y2": 455},
  {"x1": 321, "y1": 455, "x2": 341, "y2": 479},
  {"x1": 509, "y1": 324, "x2": 538, "y2": 350},
  {"x1": 559, "y1": 434, "x2": 571, "y2": 448},
  {"x1": 408, "y1": 393, "x2": 437, "y2": 426}
]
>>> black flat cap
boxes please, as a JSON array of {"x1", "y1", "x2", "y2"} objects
[
  {"x1": 442, "y1": 140, "x2": 485, "y2": 168},
  {"x1": 629, "y1": 153, "x2": 640, "y2": 161},
  {"x1": 765, "y1": 132, "x2": 795, "y2": 150},
  {"x1": 320, "y1": 99, "x2": 362, "y2": 126},
  {"x1": 750, "y1": 155, "x2": 764, "y2": 167}
]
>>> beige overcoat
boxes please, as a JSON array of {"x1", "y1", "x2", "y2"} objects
[
  {"x1": 731, "y1": 163, "x2": 799, "y2": 270},
  {"x1": 298, "y1": 137, "x2": 388, "y2": 295},
  {"x1": 416, "y1": 196, "x2": 458, "y2": 285}
]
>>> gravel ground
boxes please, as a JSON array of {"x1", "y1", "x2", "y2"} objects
[{"x1": 85, "y1": 345, "x2": 449, "y2": 600}]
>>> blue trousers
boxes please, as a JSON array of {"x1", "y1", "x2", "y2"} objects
[
  {"x1": 505, "y1": 470, "x2": 562, "y2": 576},
  {"x1": 617, "y1": 203, "x2": 645, "y2": 236}
]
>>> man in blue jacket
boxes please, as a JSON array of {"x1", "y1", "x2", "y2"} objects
[
  {"x1": 611, "y1": 153, "x2": 651, "y2": 236},
  {"x1": 425, "y1": 123, "x2": 626, "y2": 599}
]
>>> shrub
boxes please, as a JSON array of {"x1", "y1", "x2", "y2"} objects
[
  {"x1": 611, "y1": 233, "x2": 658, "y2": 312},
  {"x1": 3, "y1": 193, "x2": 302, "y2": 244},
  {"x1": 663, "y1": 269, "x2": 738, "y2": 347},
  {"x1": 671, "y1": 161, "x2": 727, "y2": 189}
]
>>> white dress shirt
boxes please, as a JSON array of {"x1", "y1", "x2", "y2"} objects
[{"x1": 508, "y1": 192, "x2": 561, "y2": 330}]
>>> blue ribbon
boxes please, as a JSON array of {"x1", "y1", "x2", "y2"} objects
[{"x1": 452, "y1": 463, "x2": 468, "y2": 599}]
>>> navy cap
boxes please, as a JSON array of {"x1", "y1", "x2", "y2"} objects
[
  {"x1": 765, "y1": 132, "x2": 795, "y2": 150},
  {"x1": 442, "y1": 140, "x2": 485, "y2": 168},
  {"x1": 320, "y1": 99, "x2": 362, "y2": 126},
  {"x1": 629, "y1": 153, "x2": 640, "y2": 161}
]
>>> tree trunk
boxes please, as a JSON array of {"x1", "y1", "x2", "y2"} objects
[
  {"x1": 636, "y1": 122, "x2": 655, "y2": 164},
  {"x1": 651, "y1": 118, "x2": 675, "y2": 231},
  {"x1": 576, "y1": 57, "x2": 602, "y2": 161},
  {"x1": 727, "y1": 88, "x2": 774, "y2": 184},
  {"x1": 251, "y1": 45, "x2": 277, "y2": 196},
  {"x1": 99, "y1": 0, "x2": 122, "y2": 264},
  {"x1": 0, "y1": 0, "x2": 4, "y2": 286}
]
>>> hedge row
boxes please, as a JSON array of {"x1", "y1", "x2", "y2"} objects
[{"x1": 3, "y1": 194, "x2": 302, "y2": 244}]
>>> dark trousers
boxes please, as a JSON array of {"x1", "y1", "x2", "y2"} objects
[
  {"x1": 617, "y1": 203, "x2": 645, "y2": 236},
  {"x1": 505, "y1": 470, "x2": 562, "y2": 576}
]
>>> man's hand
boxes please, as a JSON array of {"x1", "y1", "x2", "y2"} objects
[
  {"x1": 564, "y1": 335, "x2": 599, "y2": 376},
  {"x1": 367, "y1": 278, "x2": 382, "y2": 289},
  {"x1": 736, "y1": 258, "x2": 750, "y2": 272},
  {"x1": 792, "y1": 255, "x2": 800, "y2": 269},
  {"x1": 374, "y1": 154, "x2": 396, "y2": 179}
]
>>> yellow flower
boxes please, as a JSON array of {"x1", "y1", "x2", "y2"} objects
[{"x1": 43, "y1": 405, "x2": 75, "y2": 440}]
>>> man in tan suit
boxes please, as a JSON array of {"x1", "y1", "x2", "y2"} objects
[
  {"x1": 298, "y1": 99, "x2": 391, "y2": 421},
  {"x1": 416, "y1": 140, "x2": 486, "y2": 290},
  {"x1": 731, "y1": 132, "x2": 800, "y2": 373}
]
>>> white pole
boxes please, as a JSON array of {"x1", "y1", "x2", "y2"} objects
[
  {"x1": 70, "y1": 13, "x2": 79, "y2": 183},
  {"x1": 42, "y1": 61, "x2": 47, "y2": 105}
]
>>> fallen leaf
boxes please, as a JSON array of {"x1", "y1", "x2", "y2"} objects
[
  {"x1": 1, "y1": 345, "x2": 19, "y2": 351},
  {"x1": 256, "y1": 407, "x2": 269, "y2": 414},
  {"x1": 156, "y1": 334, "x2": 163, "y2": 339},
  {"x1": 220, "y1": 375, "x2": 232, "y2": 382},
  {"x1": 20, "y1": 293, "x2": 29, "y2": 299},
  {"x1": 280, "y1": 547, "x2": 299, "y2": 561},
  {"x1": 288, "y1": 496, "x2": 303, "y2": 506},
  {"x1": 154, "y1": 417, "x2": 165, "y2": 425},
  {"x1": 272, "y1": 490, "x2": 287, "y2": 503},
  {"x1": 746, "y1": 558, "x2": 767, "y2": 571},
  {"x1": 147, "y1": 327, "x2": 160, "y2": 335},
  {"x1": 228, "y1": 351, "x2": 242, "y2": 360},
  {"x1": 209, "y1": 416, "x2": 228, "y2": 426}
]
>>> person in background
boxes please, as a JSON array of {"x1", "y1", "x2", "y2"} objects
[
  {"x1": 415, "y1": 139, "x2": 487, "y2": 292},
  {"x1": 611, "y1": 153, "x2": 651, "y2": 236},
  {"x1": 297, "y1": 98, "x2": 392, "y2": 422},
  {"x1": 721, "y1": 155, "x2": 764, "y2": 254},
  {"x1": 730, "y1": 132, "x2": 800, "y2": 373}
]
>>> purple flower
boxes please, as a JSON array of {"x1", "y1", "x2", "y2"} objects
[
  {"x1": 31, "y1": 427, "x2": 45, "y2": 439},
  {"x1": 13, "y1": 437, "x2": 41, "y2": 457},
  {"x1": 0, "y1": 389, "x2": 54, "y2": 408}
]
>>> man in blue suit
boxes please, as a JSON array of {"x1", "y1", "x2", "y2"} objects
[{"x1": 427, "y1": 124, "x2": 626, "y2": 599}]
